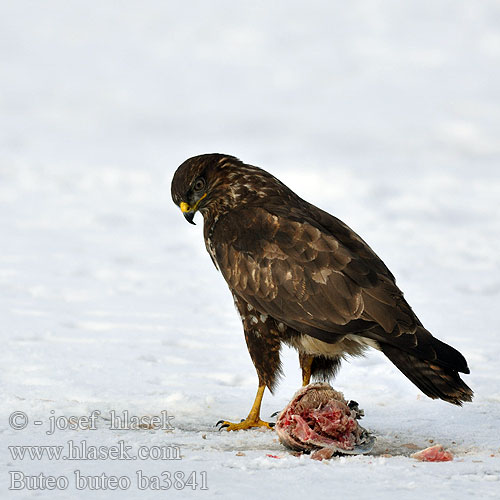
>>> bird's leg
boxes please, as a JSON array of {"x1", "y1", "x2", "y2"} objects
[
  {"x1": 300, "y1": 353, "x2": 314, "y2": 386},
  {"x1": 216, "y1": 384, "x2": 274, "y2": 431},
  {"x1": 217, "y1": 296, "x2": 281, "y2": 431}
]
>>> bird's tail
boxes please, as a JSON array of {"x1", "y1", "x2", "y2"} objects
[{"x1": 379, "y1": 329, "x2": 473, "y2": 406}]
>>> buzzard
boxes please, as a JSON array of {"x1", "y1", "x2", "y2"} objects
[{"x1": 171, "y1": 154, "x2": 473, "y2": 431}]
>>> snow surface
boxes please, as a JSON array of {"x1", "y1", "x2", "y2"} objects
[{"x1": 1, "y1": 1, "x2": 500, "y2": 499}]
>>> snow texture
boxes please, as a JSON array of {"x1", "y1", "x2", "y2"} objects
[{"x1": 1, "y1": 1, "x2": 499, "y2": 499}]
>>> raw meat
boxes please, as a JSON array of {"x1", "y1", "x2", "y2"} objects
[
  {"x1": 411, "y1": 444, "x2": 454, "y2": 462},
  {"x1": 275, "y1": 383, "x2": 375, "y2": 458}
]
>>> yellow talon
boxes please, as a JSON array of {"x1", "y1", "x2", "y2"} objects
[
  {"x1": 216, "y1": 385, "x2": 274, "y2": 431},
  {"x1": 217, "y1": 418, "x2": 274, "y2": 431}
]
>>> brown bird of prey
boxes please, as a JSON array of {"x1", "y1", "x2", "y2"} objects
[{"x1": 171, "y1": 154, "x2": 473, "y2": 431}]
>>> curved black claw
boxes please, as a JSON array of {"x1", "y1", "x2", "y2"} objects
[
  {"x1": 270, "y1": 410, "x2": 281, "y2": 418},
  {"x1": 216, "y1": 419, "x2": 231, "y2": 431},
  {"x1": 268, "y1": 422, "x2": 275, "y2": 428}
]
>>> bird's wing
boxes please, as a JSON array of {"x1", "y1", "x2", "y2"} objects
[{"x1": 210, "y1": 205, "x2": 419, "y2": 343}]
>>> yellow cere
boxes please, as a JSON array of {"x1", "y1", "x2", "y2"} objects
[{"x1": 180, "y1": 193, "x2": 207, "y2": 214}]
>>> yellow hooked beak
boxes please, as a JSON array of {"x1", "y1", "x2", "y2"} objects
[
  {"x1": 179, "y1": 193, "x2": 207, "y2": 225},
  {"x1": 180, "y1": 202, "x2": 191, "y2": 213}
]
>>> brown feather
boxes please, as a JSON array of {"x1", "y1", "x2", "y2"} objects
[{"x1": 171, "y1": 154, "x2": 473, "y2": 404}]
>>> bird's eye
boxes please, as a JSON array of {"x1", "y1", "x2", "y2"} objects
[{"x1": 193, "y1": 178, "x2": 205, "y2": 192}]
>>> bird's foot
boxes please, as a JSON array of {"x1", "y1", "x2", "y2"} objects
[{"x1": 216, "y1": 418, "x2": 274, "y2": 431}]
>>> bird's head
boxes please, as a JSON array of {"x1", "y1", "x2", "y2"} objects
[{"x1": 171, "y1": 153, "x2": 279, "y2": 225}]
